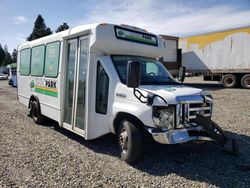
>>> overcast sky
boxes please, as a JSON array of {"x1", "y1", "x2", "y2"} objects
[{"x1": 0, "y1": 0, "x2": 250, "y2": 52}]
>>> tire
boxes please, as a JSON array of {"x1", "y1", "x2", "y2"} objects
[
  {"x1": 240, "y1": 74, "x2": 250, "y2": 89},
  {"x1": 222, "y1": 74, "x2": 238, "y2": 88},
  {"x1": 30, "y1": 100, "x2": 45, "y2": 124},
  {"x1": 118, "y1": 120, "x2": 142, "y2": 163}
]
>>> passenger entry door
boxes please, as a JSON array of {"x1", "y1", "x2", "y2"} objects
[{"x1": 63, "y1": 36, "x2": 89, "y2": 135}]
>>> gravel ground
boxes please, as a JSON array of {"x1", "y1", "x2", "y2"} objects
[{"x1": 0, "y1": 78, "x2": 249, "y2": 188}]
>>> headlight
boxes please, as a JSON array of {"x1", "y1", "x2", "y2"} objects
[{"x1": 152, "y1": 106, "x2": 175, "y2": 129}]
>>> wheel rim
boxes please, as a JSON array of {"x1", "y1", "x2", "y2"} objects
[
  {"x1": 119, "y1": 128, "x2": 128, "y2": 153},
  {"x1": 32, "y1": 104, "x2": 38, "y2": 121},
  {"x1": 225, "y1": 77, "x2": 234, "y2": 86}
]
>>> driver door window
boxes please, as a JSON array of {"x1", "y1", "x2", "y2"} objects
[{"x1": 96, "y1": 62, "x2": 109, "y2": 114}]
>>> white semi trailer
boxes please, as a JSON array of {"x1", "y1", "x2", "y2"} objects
[
  {"x1": 160, "y1": 35, "x2": 181, "y2": 77},
  {"x1": 179, "y1": 26, "x2": 250, "y2": 89}
]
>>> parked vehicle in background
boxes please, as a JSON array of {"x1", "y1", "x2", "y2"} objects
[
  {"x1": 17, "y1": 23, "x2": 235, "y2": 163},
  {"x1": 0, "y1": 73, "x2": 8, "y2": 80},
  {"x1": 7, "y1": 63, "x2": 17, "y2": 79},
  {"x1": 8, "y1": 69, "x2": 17, "y2": 87},
  {"x1": 0, "y1": 67, "x2": 9, "y2": 75},
  {"x1": 160, "y1": 35, "x2": 181, "y2": 77},
  {"x1": 179, "y1": 25, "x2": 250, "y2": 89}
]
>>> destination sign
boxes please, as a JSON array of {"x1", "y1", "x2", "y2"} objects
[{"x1": 115, "y1": 26, "x2": 158, "y2": 46}]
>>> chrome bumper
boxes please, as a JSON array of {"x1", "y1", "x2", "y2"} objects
[{"x1": 147, "y1": 126, "x2": 214, "y2": 144}]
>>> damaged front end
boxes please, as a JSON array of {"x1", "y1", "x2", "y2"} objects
[{"x1": 148, "y1": 95, "x2": 237, "y2": 155}]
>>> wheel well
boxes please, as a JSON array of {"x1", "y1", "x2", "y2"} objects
[
  {"x1": 113, "y1": 112, "x2": 146, "y2": 134},
  {"x1": 222, "y1": 73, "x2": 245, "y2": 80}
]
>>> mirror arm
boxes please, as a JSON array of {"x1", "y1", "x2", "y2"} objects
[
  {"x1": 133, "y1": 88, "x2": 168, "y2": 106},
  {"x1": 133, "y1": 88, "x2": 148, "y2": 103}
]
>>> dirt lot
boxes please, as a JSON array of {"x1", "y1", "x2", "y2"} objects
[{"x1": 0, "y1": 78, "x2": 249, "y2": 188}]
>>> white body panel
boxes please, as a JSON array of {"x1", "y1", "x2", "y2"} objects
[
  {"x1": 179, "y1": 26, "x2": 250, "y2": 73},
  {"x1": 162, "y1": 38, "x2": 177, "y2": 62},
  {"x1": 17, "y1": 23, "x2": 208, "y2": 142}
]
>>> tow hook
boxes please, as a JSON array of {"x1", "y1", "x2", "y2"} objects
[{"x1": 195, "y1": 114, "x2": 238, "y2": 156}]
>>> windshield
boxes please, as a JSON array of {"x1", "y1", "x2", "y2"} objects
[{"x1": 111, "y1": 55, "x2": 177, "y2": 85}]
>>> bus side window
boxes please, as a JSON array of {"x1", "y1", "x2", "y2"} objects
[
  {"x1": 20, "y1": 48, "x2": 31, "y2": 75},
  {"x1": 96, "y1": 62, "x2": 109, "y2": 114},
  {"x1": 45, "y1": 41, "x2": 60, "y2": 77},
  {"x1": 31, "y1": 45, "x2": 45, "y2": 76}
]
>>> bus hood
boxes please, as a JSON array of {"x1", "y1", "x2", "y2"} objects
[{"x1": 140, "y1": 85, "x2": 203, "y2": 104}]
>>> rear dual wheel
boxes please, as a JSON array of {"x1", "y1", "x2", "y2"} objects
[
  {"x1": 241, "y1": 74, "x2": 250, "y2": 89},
  {"x1": 30, "y1": 100, "x2": 45, "y2": 124},
  {"x1": 222, "y1": 74, "x2": 250, "y2": 89},
  {"x1": 222, "y1": 74, "x2": 238, "y2": 88}
]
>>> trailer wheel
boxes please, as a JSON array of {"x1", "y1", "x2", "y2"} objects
[
  {"x1": 222, "y1": 74, "x2": 238, "y2": 88},
  {"x1": 118, "y1": 120, "x2": 142, "y2": 163},
  {"x1": 30, "y1": 100, "x2": 45, "y2": 125},
  {"x1": 241, "y1": 74, "x2": 250, "y2": 89}
]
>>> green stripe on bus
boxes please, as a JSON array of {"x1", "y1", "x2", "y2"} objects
[{"x1": 35, "y1": 88, "x2": 58, "y2": 97}]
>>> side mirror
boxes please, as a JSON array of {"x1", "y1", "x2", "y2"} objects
[
  {"x1": 178, "y1": 66, "x2": 186, "y2": 83},
  {"x1": 127, "y1": 61, "x2": 141, "y2": 88},
  {"x1": 159, "y1": 57, "x2": 164, "y2": 63}
]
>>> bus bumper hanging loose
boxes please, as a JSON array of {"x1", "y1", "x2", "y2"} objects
[
  {"x1": 195, "y1": 114, "x2": 238, "y2": 156},
  {"x1": 148, "y1": 114, "x2": 238, "y2": 156}
]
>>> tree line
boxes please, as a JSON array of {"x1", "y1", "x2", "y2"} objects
[{"x1": 0, "y1": 14, "x2": 69, "y2": 67}]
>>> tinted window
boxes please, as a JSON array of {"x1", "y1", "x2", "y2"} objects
[
  {"x1": 31, "y1": 45, "x2": 45, "y2": 76},
  {"x1": 20, "y1": 49, "x2": 31, "y2": 75},
  {"x1": 45, "y1": 42, "x2": 60, "y2": 77},
  {"x1": 111, "y1": 55, "x2": 176, "y2": 85},
  {"x1": 146, "y1": 62, "x2": 158, "y2": 75},
  {"x1": 75, "y1": 38, "x2": 88, "y2": 129},
  {"x1": 64, "y1": 42, "x2": 77, "y2": 124},
  {"x1": 96, "y1": 62, "x2": 109, "y2": 114}
]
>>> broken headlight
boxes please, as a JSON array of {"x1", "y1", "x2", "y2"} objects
[{"x1": 152, "y1": 106, "x2": 175, "y2": 129}]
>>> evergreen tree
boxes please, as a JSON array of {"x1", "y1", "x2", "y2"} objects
[
  {"x1": 0, "y1": 44, "x2": 6, "y2": 66},
  {"x1": 3, "y1": 45, "x2": 12, "y2": 65},
  {"x1": 12, "y1": 49, "x2": 17, "y2": 64},
  {"x1": 55, "y1": 23, "x2": 69, "y2": 33},
  {"x1": 27, "y1": 14, "x2": 53, "y2": 41}
]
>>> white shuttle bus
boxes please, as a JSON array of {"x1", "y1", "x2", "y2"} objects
[{"x1": 17, "y1": 23, "x2": 234, "y2": 163}]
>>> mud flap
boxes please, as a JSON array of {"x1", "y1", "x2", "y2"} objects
[{"x1": 195, "y1": 114, "x2": 238, "y2": 155}]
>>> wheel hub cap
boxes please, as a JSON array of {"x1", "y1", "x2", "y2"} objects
[
  {"x1": 244, "y1": 77, "x2": 250, "y2": 86},
  {"x1": 225, "y1": 78, "x2": 233, "y2": 85},
  {"x1": 119, "y1": 129, "x2": 128, "y2": 152}
]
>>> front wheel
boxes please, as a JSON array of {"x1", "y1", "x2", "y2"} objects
[{"x1": 118, "y1": 120, "x2": 142, "y2": 163}]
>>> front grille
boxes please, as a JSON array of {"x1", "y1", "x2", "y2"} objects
[
  {"x1": 179, "y1": 102, "x2": 212, "y2": 124},
  {"x1": 189, "y1": 102, "x2": 211, "y2": 120}
]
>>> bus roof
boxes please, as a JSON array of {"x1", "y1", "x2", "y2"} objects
[
  {"x1": 18, "y1": 23, "x2": 167, "y2": 59},
  {"x1": 18, "y1": 23, "x2": 100, "y2": 50},
  {"x1": 18, "y1": 23, "x2": 156, "y2": 49}
]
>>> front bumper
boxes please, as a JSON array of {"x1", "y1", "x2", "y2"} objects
[
  {"x1": 146, "y1": 114, "x2": 237, "y2": 155},
  {"x1": 147, "y1": 126, "x2": 214, "y2": 144}
]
